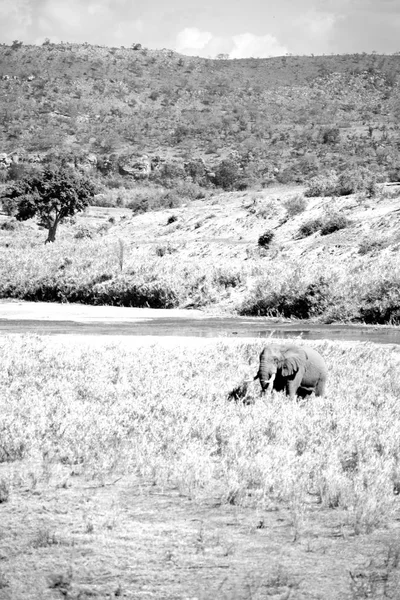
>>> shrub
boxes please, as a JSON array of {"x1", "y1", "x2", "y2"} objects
[
  {"x1": 155, "y1": 244, "x2": 177, "y2": 257},
  {"x1": 321, "y1": 127, "x2": 340, "y2": 145},
  {"x1": 212, "y1": 267, "x2": 244, "y2": 289},
  {"x1": 214, "y1": 158, "x2": 243, "y2": 191},
  {"x1": 166, "y1": 215, "x2": 178, "y2": 225},
  {"x1": 258, "y1": 230, "x2": 274, "y2": 248},
  {"x1": 320, "y1": 213, "x2": 351, "y2": 236},
  {"x1": 74, "y1": 226, "x2": 93, "y2": 239},
  {"x1": 297, "y1": 218, "x2": 323, "y2": 238},
  {"x1": 240, "y1": 276, "x2": 331, "y2": 318},
  {"x1": 335, "y1": 171, "x2": 360, "y2": 196},
  {"x1": 128, "y1": 190, "x2": 181, "y2": 214},
  {"x1": 298, "y1": 212, "x2": 350, "y2": 238},
  {"x1": 283, "y1": 194, "x2": 307, "y2": 217},
  {"x1": 0, "y1": 218, "x2": 19, "y2": 231},
  {"x1": 305, "y1": 172, "x2": 338, "y2": 197},
  {"x1": 358, "y1": 237, "x2": 387, "y2": 255},
  {"x1": 275, "y1": 168, "x2": 297, "y2": 185},
  {"x1": 358, "y1": 280, "x2": 400, "y2": 324},
  {"x1": 306, "y1": 168, "x2": 378, "y2": 198}
]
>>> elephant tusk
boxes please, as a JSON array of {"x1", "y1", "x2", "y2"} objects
[
  {"x1": 264, "y1": 373, "x2": 276, "y2": 393},
  {"x1": 262, "y1": 374, "x2": 275, "y2": 394}
]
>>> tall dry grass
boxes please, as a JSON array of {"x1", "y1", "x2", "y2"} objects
[{"x1": 1, "y1": 336, "x2": 399, "y2": 535}]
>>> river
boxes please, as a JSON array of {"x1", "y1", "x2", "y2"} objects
[{"x1": 0, "y1": 302, "x2": 399, "y2": 345}]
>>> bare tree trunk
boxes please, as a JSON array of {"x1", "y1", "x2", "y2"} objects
[{"x1": 45, "y1": 223, "x2": 58, "y2": 243}]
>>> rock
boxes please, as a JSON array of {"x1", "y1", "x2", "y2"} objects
[
  {"x1": 79, "y1": 153, "x2": 97, "y2": 171},
  {"x1": 118, "y1": 154, "x2": 152, "y2": 178},
  {"x1": 0, "y1": 153, "x2": 11, "y2": 168}
]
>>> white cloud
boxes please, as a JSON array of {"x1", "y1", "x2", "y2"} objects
[
  {"x1": 175, "y1": 27, "x2": 213, "y2": 54},
  {"x1": 230, "y1": 33, "x2": 288, "y2": 58},
  {"x1": 0, "y1": 0, "x2": 33, "y2": 36},
  {"x1": 88, "y1": 3, "x2": 107, "y2": 16},
  {"x1": 296, "y1": 11, "x2": 338, "y2": 39},
  {"x1": 175, "y1": 27, "x2": 287, "y2": 58},
  {"x1": 43, "y1": 0, "x2": 84, "y2": 30}
]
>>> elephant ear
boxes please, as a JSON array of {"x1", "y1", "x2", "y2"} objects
[{"x1": 280, "y1": 347, "x2": 306, "y2": 377}]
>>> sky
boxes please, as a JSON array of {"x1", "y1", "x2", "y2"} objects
[{"x1": 0, "y1": 0, "x2": 399, "y2": 57}]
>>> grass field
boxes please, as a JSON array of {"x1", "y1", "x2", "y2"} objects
[{"x1": 1, "y1": 335, "x2": 400, "y2": 598}]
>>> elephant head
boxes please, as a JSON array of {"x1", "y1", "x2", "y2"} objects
[{"x1": 256, "y1": 345, "x2": 308, "y2": 393}]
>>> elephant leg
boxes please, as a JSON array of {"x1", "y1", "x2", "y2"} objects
[
  {"x1": 285, "y1": 379, "x2": 299, "y2": 399},
  {"x1": 315, "y1": 378, "x2": 326, "y2": 397},
  {"x1": 285, "y1": 371, "x2": 305, "y2": 398}
]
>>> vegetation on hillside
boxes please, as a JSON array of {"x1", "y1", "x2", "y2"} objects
[{"x1": 0, "y1": 43, "x2": 400, "y2": 192}]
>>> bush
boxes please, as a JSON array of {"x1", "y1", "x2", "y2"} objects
[
  {"x1": 0, "y1": 218, "x2": 19, "y2": 231},
  {"x1": 297, "y1": 218, "x2": 323, "y2": 238},
  {"x1": 214, "y1": 159, "x2": 243, "y2": 191},
  {"x1": 306, "y1": 169, "x2": 378, "y2": 198},
  {"x1": 212, "y1": 267, "x2": 244, "y2": 289},
  {"x1": 297, "y1": 212, "x2": 350, "y2": 238},
  {"x1": 155, "y1": 244, "x2": 177, "y2": 257},
  {"x1": 358, "y1": 237, "x2": 388, "y2": 255},
  {"x1": 127, "y1": 190, "x2": 181, "y2": 214},
  {"x1": 240, "y1": 276, "x2": 331, "y2": 318},
  {"x1": 258, "y1": 230, "x2": 274, "y2": 248},
  {"x1": 304, "y1": 172, "x2": 338, "y2": 197},
  {"x1": 320, "y1": 213, "x2": 351, "y2": 236},
  {"x1": 74, "y1": 226, "x2": 93, "y2": 239},
  {"x1": 283, "y1": 194, "x2": 307, "y2": 217},
  {"x1": 358, "y1": 280, "x2": 400, "y2": 324},
  {"x1": 321, "y1": 127, "x2": 340, "y2": 145},
  {"x1": 335, "y1": 169, "x2": 377, "y2": 197}
]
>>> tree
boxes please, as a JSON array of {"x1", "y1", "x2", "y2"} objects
[{"x1": 3, "y1": 166, "x2": 95, "y2": 243}]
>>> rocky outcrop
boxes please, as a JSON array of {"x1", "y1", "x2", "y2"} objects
[
  {"x1": 118, "y1": 154, "x2": 152, "y2": 178},
  {"x1": 80, "y1": 153, "x2": 97, "y2": 171},
  {"x1": 0, "y1": 153, "x2": 11, "y2": 169}
]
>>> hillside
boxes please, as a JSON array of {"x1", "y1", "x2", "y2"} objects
[{"x1": 1, "y1": 43, "x2": 400, "y2": 186}]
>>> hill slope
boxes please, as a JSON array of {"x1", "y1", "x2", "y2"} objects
[{"x1": 1, "y1": 44, "x2": 400, "y2": 185}]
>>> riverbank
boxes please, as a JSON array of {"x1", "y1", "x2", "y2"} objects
[{"x1": 1, "y1": 186, "x2": 399, "y2": 323}]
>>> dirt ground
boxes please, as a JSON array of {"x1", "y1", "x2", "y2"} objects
[{"x1": 1, "y1": 465, "x2": 400, "y2": 600}]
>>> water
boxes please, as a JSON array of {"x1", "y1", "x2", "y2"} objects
[{"x1": 0, "y1": 316, "x2": 399, "y2": 345}]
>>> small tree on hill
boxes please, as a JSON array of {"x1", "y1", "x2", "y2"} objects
[{"x1": 3, "y1": 166, "x2": 96, "y2": 243}]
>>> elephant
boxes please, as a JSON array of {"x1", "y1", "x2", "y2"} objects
[{"x1": 254, "y1": 344, "x2": 327, "y2": 398}]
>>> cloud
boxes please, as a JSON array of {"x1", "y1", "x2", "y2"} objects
[
  {"x1": 175, "y1": 27, "x2": 287, "y2": 58},
  {"x1": 0, "y1": 0, "x2": 33, "y2": 39},
  {"x1": 230, "y1": 33, "x2": 288, "y2": 58},
  {"x1": 175, "y1": 27, "x2": 212, "y2": 54},
  {"x1": 296, "y1": 11, "x2": 338, "y2": 39},
  {"x1": 0, "y1": 0, "x2": 145, "y2": 46}
]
